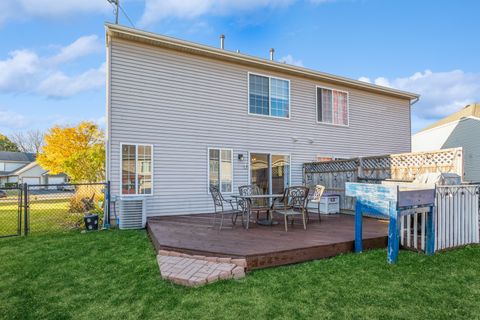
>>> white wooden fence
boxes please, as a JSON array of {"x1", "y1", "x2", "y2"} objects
[
  {"x1": 434, "y1": 185, "x2": 479, "y2": 251},
  {"x1": 401, "y1": 185, "x2": 480, "y2": 252}
]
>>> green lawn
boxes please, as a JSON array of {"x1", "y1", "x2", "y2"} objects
[
  {"x1": 0, "y1": 197, "x2": 96, "y2": 235},
  {"x1": 1, "y1": 231, "x2": 480, "y2": 319}
]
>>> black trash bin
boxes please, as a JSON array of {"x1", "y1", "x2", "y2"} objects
[{"x1": 84, "y1": 214, "x2": 99, "y2": 231}]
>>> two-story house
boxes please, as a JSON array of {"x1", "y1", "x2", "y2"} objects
[{"x1": 105, "y1": 24, "x2": 419, "y2": 217}]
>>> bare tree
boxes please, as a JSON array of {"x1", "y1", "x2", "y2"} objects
[{"x1": 9, "y1": 130, "x2": 45, "y2": 154}]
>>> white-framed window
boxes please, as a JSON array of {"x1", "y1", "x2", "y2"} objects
[
  {"x1": 316, "y1": 86, "x2": 349, "y2": 126},
  {"x1": 249, "y1": 73, "x2": 290, "y2": 118},
  {"x1": 121, "y1": 144, "x2": 153, "y2": 195},
  {"x1": 208, "y1": 148, "x2": 233, "y2": 193}
]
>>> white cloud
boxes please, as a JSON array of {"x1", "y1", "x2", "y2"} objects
[
  {"x1": 358, "y1": 76, "x2": 371, "y2": 83},
  {"x1": 140, "y1": 0, "x2": 297, "y2": 26},
  {"x1": 0, "y1": 35, "x2": 104, "y2": 97},
  {"x1": 0, "y1": 50, "x2": 40, "y2": 92},
  {"x1": 279, "y1": 54, "x2": 304, "y2": 67},
  {"x1": 0, "y1": 109, "x2": 28, "y2": 130},
  {"x1": 49, "y1": 35, "x2": 103, "y2": 65},
  {"x1": 0, "y1": 0, "x2": 110, "y2": 25},
  {"x1": 359, "y1": 69, "x2": 480, "y2": 132},
  {"x1": 37, "y1": 63, "x2": 105, "y2": 98}
]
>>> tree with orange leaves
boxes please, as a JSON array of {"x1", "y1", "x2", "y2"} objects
[{"x1": 37, "y1": 121, "x2": 105, "y2": 182}]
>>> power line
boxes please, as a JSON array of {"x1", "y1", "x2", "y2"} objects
[
  {"x1": 106, "y1": 0, "x2": 135, "y2": 28},
  {"x1": 119, "y1": 3, "x2": 135, "y2": 28}
]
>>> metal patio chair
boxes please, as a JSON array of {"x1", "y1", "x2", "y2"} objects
[
  {"x1": 209, "y1": 186, "x2": 242, "y2": 230},
  {"x1": 307, "y1": 185, "x2": 325, "y2": 223},
  {"x1": 238, "y1": 185, "x2": 270, "y2": 221},
  {"x1": 273, "y1": 186, "x2": 309, "y2": 232}
]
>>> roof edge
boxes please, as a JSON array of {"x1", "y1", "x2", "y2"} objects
[{"x1": 105, "y1": 23, "x2": 419, "y2": 101}]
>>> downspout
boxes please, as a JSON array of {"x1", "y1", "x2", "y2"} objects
[
  {"x1": 104, "y1": 30, "x2": 112, "y2": 228},
  {"x1": 409, "y1": 97, "x2": 420, "y2": 152}
]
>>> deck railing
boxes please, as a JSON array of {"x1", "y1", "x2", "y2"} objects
[
  {"x1": 401, "y1": 185, "x2": 480, "y2": 252},
  {"x1": 304, "y1": 148, "x2": 463, "y2": 211}
]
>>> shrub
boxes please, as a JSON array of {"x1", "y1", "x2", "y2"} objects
[
  {"x1": 4, "y1": 182, "x2": 18, "y2": 188},
  {"x1": 65, "y1": 185, "x2": 105, "y2": 230},
  {"x1": 61, "y1": 212, "x2": 85, "y2": 230}
]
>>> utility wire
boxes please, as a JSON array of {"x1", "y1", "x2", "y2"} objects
[
  {"x1": 119, "y1": 4, "x2": 136, "y2": 28},
  {"x1": 106, "y1": 0, "x2": 135, "y2": 28}
]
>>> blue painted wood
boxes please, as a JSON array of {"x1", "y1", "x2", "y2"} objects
[
  {"x1": 349, "y1": 182, "x2": 436, "y2": 264},
  {"x1": 346, "y1": 182, "x2": 397, "y2": 202},
  {"x1": 387, "y1": 201, "x2": 400, "y2": 264},
  {"x1": 355, "y1": 201, "x2": 363, "y2": 253},
  {"x1": 426, "y1": 206, "x2": 435, "y2": 255}
]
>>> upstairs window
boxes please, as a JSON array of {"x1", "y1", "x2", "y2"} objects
[
  {"x1": 317, "y1": 87, "x2": 349, "y2": 126},
  {"x1": 121, "y1": 144, "x2": 153, "y2": 195},
  {"x1": 249, "y1": 73, "x2": 290, "y2": 118}
]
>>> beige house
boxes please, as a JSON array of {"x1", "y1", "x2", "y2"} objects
[
  {"x1": 105, "y1": 24, "x2": 419, "y2": 216},
  {"x1": 413, "y1": 103, "x2": 480, "y2": 183},
  {"x1": 0, "y1": 151, "x2": 67, "y2": 187}
]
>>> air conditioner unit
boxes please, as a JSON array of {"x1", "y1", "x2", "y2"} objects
[{"x1": 118, "y1": 197, "x2": 146, "y2": 230}]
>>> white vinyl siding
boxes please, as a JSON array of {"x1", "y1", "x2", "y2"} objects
[
  {"x1": 412, "y1": 118, "x2": 480, "y2": 183},
  {"x1": 107, "y1": 38, "x2": 411, "y2": 216},
  {"x1": 249, "y1": 73, "x2": 290, "y2": 118}
]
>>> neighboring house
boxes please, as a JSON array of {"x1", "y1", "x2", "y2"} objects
[
  {"x1": 105, "y1": 24, "x2": 419, "y2": 216},
  {"x1": 412, "y1": 103, "x2": 480, "y2": 183},
  {"x1": 0, "y1": 151, "x2": 67, "y2": 187}
]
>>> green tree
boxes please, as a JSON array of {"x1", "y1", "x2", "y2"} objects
[
  {"x1": 0, "y1": 134, "x2": 19, "y2": 152},
  {"x1": 37, "y1": 122, "x2": 105, "y2": 182}
]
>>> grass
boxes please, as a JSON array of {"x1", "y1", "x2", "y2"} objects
[
  {"x1": 0, "y1": 198, "x2": 76, "y2": 235},
  {"x1": 1, "y1": 231, "x2": 480, "y2": 319}
]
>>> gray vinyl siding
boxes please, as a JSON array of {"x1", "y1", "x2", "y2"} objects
[
  {"x1": 108, "y1": 38, "x2": 411, "y2": 216},
  {"x1": 442, "y1": 118, "x2": 480, "y2": 182}
]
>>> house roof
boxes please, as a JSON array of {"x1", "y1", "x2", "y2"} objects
[
  {"x1": 0, "y1": 151, "x2": 36, "y2": 162},
  {"x1": 0, "y1": 161, "x2": 45, "y2": 177},
  {"x1": 105, "y1": 23, "x2": 420, "y2": 101},
  {"x1": 419, "y1": 103, "x2": 480, "y2": 133}
]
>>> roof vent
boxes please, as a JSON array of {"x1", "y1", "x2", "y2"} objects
[
  {"x1": 269, "y1": 48, "x2": 275, "y2": 61},
  {"x1": 220, "y1": 34, "x2": 225, "y2": 49}
]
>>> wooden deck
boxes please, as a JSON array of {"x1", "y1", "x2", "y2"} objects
[{"x1": 147, "y1": 214, "x2": 389, "y2": 271}]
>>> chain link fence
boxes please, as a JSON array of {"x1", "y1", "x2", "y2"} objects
[
  {"x1": 0, "y1": 186, "x2": 22, "y2": 238},
  {"x1": 0, "y1": 182, "x2": 110, "y2": 236}
]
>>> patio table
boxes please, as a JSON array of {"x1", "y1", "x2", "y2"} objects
[{"x1": 231, "y1": 194, "x2": 283, "y2": 227}]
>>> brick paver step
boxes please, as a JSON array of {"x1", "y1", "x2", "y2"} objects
[{"x1": 157, "y1": 251, "x2": 246, "y2": 287}]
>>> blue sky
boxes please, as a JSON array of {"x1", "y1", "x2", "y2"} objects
[{"x1": 1, "y1": 0, "x2": 479, "y2": 135}]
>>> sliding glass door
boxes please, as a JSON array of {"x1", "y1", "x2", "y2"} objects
[{"x1": 250, "y1": 153, "x2": 290, "y2": 194}]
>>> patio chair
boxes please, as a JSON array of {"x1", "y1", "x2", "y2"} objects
[
  {"x1": 209, "y1": 186, "x2": 243, "y2": 230},
  {"x1": 238, "y1": 185, "x2": 270, "y2": 221},
  {"x1": 307, "y1": 185, "x2": 325, "y2": 223},
  {"x1": 271, "y1": 187, "x2": 289, "y2": 211},
  {"x1": 273, "y1": 186, "x2": 309, "y2": 232}
]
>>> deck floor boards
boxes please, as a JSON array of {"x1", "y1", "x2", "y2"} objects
[{"x1": 147, "y1": 214, "x2": 389, "y2": 270}]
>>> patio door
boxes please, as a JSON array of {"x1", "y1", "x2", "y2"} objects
[{"x1": 250, "y1": 153, "x2": 290, "y2": 194}]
